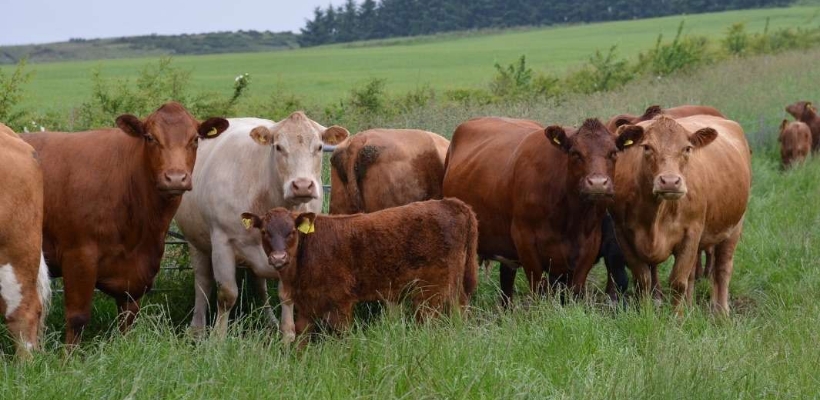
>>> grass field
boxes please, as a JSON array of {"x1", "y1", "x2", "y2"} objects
[
  {"x1": 5, "y1": 6, "x2": 820, "y2": 115},
  {"x1": 1, "y1": 40, "x2": 820, "y2": 397}
]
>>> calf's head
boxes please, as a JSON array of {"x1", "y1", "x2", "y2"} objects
[
  {"x1": 116, "y1": 102, "x2": 228, "y2": 196},
  {"x1": 241, "y1": 208, "x2": 317, "y2": 269},
  {"x1": 546, "y1": 118, "x2": 644, "y2": 198},
  {"x1": 248, "y1": 112, "x2": 349, "y2": 205},
  {"x1": 785, "y1": 101, "x2": 817, "y2": 120},
  {"x1": 620, "y1": 116, "x2": 717, "y2": 200}
]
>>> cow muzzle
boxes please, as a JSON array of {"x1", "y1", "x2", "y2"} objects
[
  {"x1": 580, "y1": 174, "x2": 614, "y2": 198},
  {"x1": 285, "y1": 178, "x2": 319, "y2": 203},
  {"x1": 653, "y1": 174, "x2": 686, "y2": 200},
  {"x1": 268, "y1": 251, "x2": 289, "y2": 269},
  {"x1": 158, "y1": 170, "x2": 192, "y2": 195}
]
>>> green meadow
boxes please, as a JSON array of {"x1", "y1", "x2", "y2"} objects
[{"x1": 4, "y1": 6, "x2": 820, "y2": 114}]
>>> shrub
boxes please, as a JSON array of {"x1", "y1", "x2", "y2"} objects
[
  {"x1": 723, "y1": 23, "x2": 749, "y2": 56},
  {"x1": 490, "y1": 55, "x2": 533, "y2": 98},
  {"x1": 564, "y1": 45, "x2": 634, "y2": 94},
  {"x1": 0, "y1": 59, "x2": 33, "y2": 130},
  {"x1": 443, "y1": 88, "x2": 495, "y2": 107},
  {"x1": 637, "y1": 21, "x2": 714, "y2": 77}
]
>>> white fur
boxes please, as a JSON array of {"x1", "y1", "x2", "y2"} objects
[
  {"x1": 0, "y1": 264, "x2": 23, "y2": 317},
  {"x1": 37, "y1": 252, "x2": 51, "y2": 328}
]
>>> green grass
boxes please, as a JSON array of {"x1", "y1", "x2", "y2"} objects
[
  {"x1": 5, "y1": 6, "x2": 820, "y2": 115},
  {"x1": 1, "y1": 44, "x2": 820, "y2": 397}
]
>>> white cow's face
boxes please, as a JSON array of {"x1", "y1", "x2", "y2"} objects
[{"x1": 250, "y1": 112, "x2": 349, "y2": 205}]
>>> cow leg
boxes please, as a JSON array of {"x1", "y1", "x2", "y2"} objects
[
  {"x1": 604, "y1": 252, "x2": 629, "y2": 304},
  {"x1": 694, "y1": 252, "x2": 704, "y2": 280},
  {"x1": 649, "y1": 264, "x2": 663, "y2": 303},
  {"x1": 711, "y1": 225, "x2": 742, "y2": 316},
  {"x1": 278, "y1": 281, "x2": 296, "y2": 344},
  {"x1": 61, "y1": 248, "x2": 98, "y2": 347},
  {"x1": 4, "y1": 282, "x2": 43, "y2": 358},
  {"x1": 327, "y1": 303, "x2": 354, "y2": 333},
  {"x1": 499, "y1": 265, "x2": 517, "y2": 308},
  {"x1": 249, "y1": 275, "x2": 279, "y2": 329},
  {"x1": 569, "y1": 246, "x2": 601, "y2": 299},
  {"x1": 116, "y1": 296, "x2": 140, "y2": 333},
  {"x1": 189, "y1": 245, "x2": 213, "y2": 338},
  {"x1": 235, "y1": 243, "x2": 280, "y2": 331},
  {"x1": 703, "y1": 247, "x2": 716, "y2": 280},
  {"x1": 211, "y1": 239, "x2": 238, "y2": 338},
  {"x1": 668, "y1": 233, "x2": 701, "y2": 315}
]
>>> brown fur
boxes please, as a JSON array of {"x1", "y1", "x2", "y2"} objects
[
  {"x1": 22, "y1": 102, "x2": 229, "y2": 345},
  {"x1": 0, "y1": 123, "x2": 46, "y2": 357},
  {"x1": 778, "y1": 120, "x2": 812, "y2": 169},
  {"x1": 605, "y1": 104, "x2": 726, "y2": 133},
  {"x1": 244, "y1": 199, "x2": 478, "y2": 338},
  {"x1": 442, "y1": 117, "x2": 642, "y2": 305},
  {"x1": 330, "y1": 129, "x2": 450, "y2": 214},
  {"x1": 785, "y1": 101, "x2": 820, "y2": 152},
  {"x1": 610, "y1": 115, "x2": 751, "y2": 315}
]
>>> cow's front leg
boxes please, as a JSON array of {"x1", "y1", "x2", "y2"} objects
[
  {"x1": 669, "y1": 231, "x2": 702, "y2": 315},
  {"x1": 116, "y1": 296, "x2": 140, "y2": 333}
]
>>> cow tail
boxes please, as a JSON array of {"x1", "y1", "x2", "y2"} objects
[
  {"x1": 461, "y1": 202, "x2": 479, "y2": 301},
  {"x1": 36, "y1": 251, "x2": 51, "y2": 337}
]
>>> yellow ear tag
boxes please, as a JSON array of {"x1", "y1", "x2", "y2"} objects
[
  {"x1": 207, "y1": 127, "x2": 218, "y2": 137},
  {"x1": 552, "y1": 137, "x2": 561, "y2": 145},
  {"x1": 297, "y1": 219, "x2": 315, "y2": 234},
  {"x1": 624, "y1": 139, "x2": 634, "y2": 146},
  {"x1": 241, "y1": 218, "x2": 253, "y2": 229},
  {"x1": 258, "y1": 136, "x2": 267, "y2": 144}
]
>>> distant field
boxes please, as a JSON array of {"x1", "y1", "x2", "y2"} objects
[{"x1": 5, "y1": 6, "x2": 820, "y2": 114}]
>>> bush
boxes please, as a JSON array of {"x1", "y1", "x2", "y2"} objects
[
  {"x1": 0, "y1": 59, "x2": 33, "y2": 130},
  {"x1": 443, "y1": 88, "x2": 495, "y2": 107},
  {"x1": 637, "y1": 21, "x2": 714, "y2": 77},
  {"x1": 723, "y1": 23, "x2": 749, "y2": 56},
  {"x1": 564, "y1": 45, "x2": 634, "y2": 94}
]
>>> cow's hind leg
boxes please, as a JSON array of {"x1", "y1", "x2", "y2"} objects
[
  {"x1": 189, "y1": 245, "x2": 214, "y2": 338},
  {"x1": 211, "y1": 238, "x2": 239, "y2": 338},
  {"x1": 3, "y1": 277, "x2": 43, "y2": 358},
  {"x1": 61, "y1": 248, "x2": 98, "y2": 347},
  {"x1": 249, "y1": 274, "x2": 278, "y2": 329},
  {"x1": 668, "y1": 232, "x2": 701, "y2": 315},
  {"x1": 499, "y1": 265, "x2": 517, "y2": 309},
  {"x1": 711, "y1": 224, "x2": 743, "y2": 316}
]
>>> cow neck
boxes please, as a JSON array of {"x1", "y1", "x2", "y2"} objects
[
  {"x1": 257, "y1": 146, "x2": 284, "y2": 208},
  {"x1": 561, "y1": 166, "x2": 607, "y2": 235},
  {"x1": 633, "y1": 172, "x2": 684, "y2": 229}
]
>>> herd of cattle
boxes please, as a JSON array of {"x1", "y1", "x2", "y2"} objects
[{"x1": 0, "y1": 99, "x2": 814, "y2": 357}]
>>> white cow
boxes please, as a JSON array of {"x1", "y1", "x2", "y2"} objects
[{"x1": 175, "y1": 112, "x2": 349, "y2": 342}]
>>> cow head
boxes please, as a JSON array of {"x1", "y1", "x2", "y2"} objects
[
  {"x1": 785, "y1": 101, "x2": 816, "y2": 121},
  {"x1": 620, "y1": 116, "x2": 717, "y2": 200},
  {"x1": 248, "y1": 112, "x2": 349, "y2": 205},
  {"x1": 545, "y1": 118, "x2": 644, "y2": 198},
  {"x1": 605, "y1": 105, "x2": 662, "y2": 132},
  {"x1": 241, "y1": 208, "x2": 316, "y2": 270},
  {"x1": 116, "y1": 102, "x2": 228, "y2": 196}
]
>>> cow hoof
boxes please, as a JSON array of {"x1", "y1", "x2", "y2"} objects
[
  {"x1": 187, "y1": 326, "x2": 207, "y2": 341},
  {"x1": 282, "y1": 331, "x2": 296, "y2": 345}
]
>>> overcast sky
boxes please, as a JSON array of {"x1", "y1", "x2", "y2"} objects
[{"x1": 1, "y1": 0, "x2": 347, "y2": 46}]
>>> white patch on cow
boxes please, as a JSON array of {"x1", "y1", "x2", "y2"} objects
[
  {"x1": 0, "y1": 264, "x2": 23, "y2": 317},
  {"x1": 25, "y1": 342, "x2": 34, "y2": 351},
  {"x1": 37, "y1": 252, "x2": 52, "y2": 327}
]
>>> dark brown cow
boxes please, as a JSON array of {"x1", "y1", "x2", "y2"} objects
[
  {"x1": 241, "y1": 198, "x2": 478, "y2": 339},
  {"x1": 605, "y1": 104, "x2": 726, "y2": 133},
  {"x1": 0, "y1": 124, "x2": 50, "y2": 358},
  {"x1": 610, "y1": 116, "x2": 751, "y2": 315},
  {"x1": 778, "y1": 119, "x2": 812, "y2": 169},
  {"x1": 330, "y1": 128, "x2": 449, "y2": 214},
  {"x1": 442, "y1": 117, "x2": 642, "y2": 305},
  {"x1": 785, "y1": 101, "x2": 820, "y2": 152},
  {"x1": 23, "y1": 102, "x2": 229, "y2": 345}
]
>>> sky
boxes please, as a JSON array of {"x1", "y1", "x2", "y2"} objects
[{"x1": 1, "y1": 0, "x2": 347, "y2": 46}]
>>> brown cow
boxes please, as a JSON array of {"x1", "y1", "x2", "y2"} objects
[
  {"x1": 443, "y1": 117, "x2": 643, "y2": 306},
  {"x1": 23, "y1": 102, "x2": 229, "y2": 345},
  {"x1": 241, "y1": 198, "x2": 478, "y2": 339},
  {"x1": 785, "y1": 101, "x2": 820, "y2": 151},
  {"x1": 330, "y1": 129, "x2": 449, "y2": 214},
  {"x1": 0, "y1": 124, "x2": 50, "y2": 358},
  {"x1": 778, "y1": 119, "x2": 812, "y2": 169},
  {"x1": 605, "y1": 104, "x2": 726, "y2": 133},
  {"x1": 609, "y1": 116, "x2": 751, "y2": 315}
]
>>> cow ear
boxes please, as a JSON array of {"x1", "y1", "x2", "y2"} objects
[
  {"x1": 615, "y1": 125, "x2": 645, "y2": 151},
  {"x1": 198, "y1": 118, "x2": 229, "y2": 139},
  {"x1": 250, "y1": 126, "x2": 274, "y2": 146},
  {"x1": 614, "y1": 118, "x2": 632, "y2": 129},
  {"x1": 642, "y1": 105, "x2": 663, "y2": 120},
  {"x1": 240, "y1": 213, "x2": 262, "y2": 230},
  {"x1": 690, "y1": 127, "x2": 718, "y2": 148},
  {"x1": 116, "y1": 114, "x2": 144, "y2": 137},
  {"x1": 322, "y1": 126, "x2": 350, "y2": 145},
  {"x1": 544, "y1": 125, "x2": 571, "y2": 152},
  {"x1": 295, "y1": 212, "x2": 317, "y2": 234},
  {"x1": 780, "y1": 119, "x2": 789, "y2": 131}
]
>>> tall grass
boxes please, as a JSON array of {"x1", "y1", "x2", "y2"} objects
[{"x1": 2, "y1": 48, "x2": 820, "y2": 398}]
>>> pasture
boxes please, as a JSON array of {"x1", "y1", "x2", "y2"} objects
[
  {"x1": 5, "y1": 6, "x2": 820, "y2": 114},
  {"x1": 1, "y1": 43, "x2": 819, "y2": 397}
]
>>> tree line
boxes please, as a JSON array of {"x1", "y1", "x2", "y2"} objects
[{"x1": 299, "y1": 0, "x2": 794, "y2": 46}]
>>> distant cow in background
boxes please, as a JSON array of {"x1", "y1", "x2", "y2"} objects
[
  {"x1": 605, "y1": 104, "x2": 726, "y2": 133},
  {"x1": 778, "y1": 120, "x2": 811, "y2": 169},
  {"x1": 175, "y1": 113, "x2": 349, "y2": 343},
  {"x1": 241, "y1": 199, "x2": 478, "y2": 340},
  {"x1": 329, "y1": 128, "x2": 449, "y2": 214},
  {"x1": 0, "y1": 124, "x2": 50, "y2": 358},
  {"x1": 785, "y1": 101, "x2": 820, "y2": 152},
  {"x1": 24, "y1": 102, "x2": 229, "y2": 345}
]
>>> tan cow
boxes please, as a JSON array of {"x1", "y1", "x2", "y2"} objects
[
  {"x1": 329, "y1": 128, "x2": 449, "y2": 214},
  {"x1": 785, "y1": 101, "x2": 820, "y2": 152},
  {"x1": 609, "y1": 115, "x2": 751, "y2": 315},
  {"x1": 0, "y1": 124, "x2": 51, "y2": 358},
  {"x1": 778, "y1": 119, "x2": 811, "y2": 169},
  {"x1": 175, "y1": 113, "x2": 349, "y2": 342}
]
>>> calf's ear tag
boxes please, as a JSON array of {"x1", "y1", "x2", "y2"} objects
[
  {"x1": 552, "y1": 137, "x2": 561, "y2": 145},
  {"x1": 241, "y1": 218, "x2": 253, "y2": 230},
  {"x1": 207, "y1": 127, "x2": 219, "y2": 137},
  {"x1": 624, "y1": 139, "x2": 634, "y2": 146},
  {"x1": 297, "y1": 219, "x2": 315, "y2": 234}
]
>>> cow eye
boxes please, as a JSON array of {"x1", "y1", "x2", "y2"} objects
[
  {"x1": 569, "y1": 150, "x2": 583, "y2": 161},
  {"x1": 275, "y1": 144, "x2": 284, "y2": 152},
  {"x1": 315, "y1": 145, "x2": 323, "y2": 153},
  {"x1": 609, "y1": 151, "x2": 618, "y2": 160},
  {"x1": 642, "y1": 145, "x2": 654, "y2": 156},
  {"x1": 144, "y1": 135, "x2": 157, "y2": 144},
  {"x1": 683, "y1": 146, "x2": 693, "y2": 155}
]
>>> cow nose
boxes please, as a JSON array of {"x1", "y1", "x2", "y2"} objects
[
  {"x1": 291, "y1": 178, "x2": 316, "y2": 198},
  {"x1": 269, "y1": 252, "x2": 289, "y2": 268},
  {"x1": 162, "y1": 171, "x2": 191, "y2": 191},
  {"x1": 658, "y1": 174, "x2": 682, "y2": 188},
  {"x1": 583, "y1": 175, "x2": 613, "y2": 195}
]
